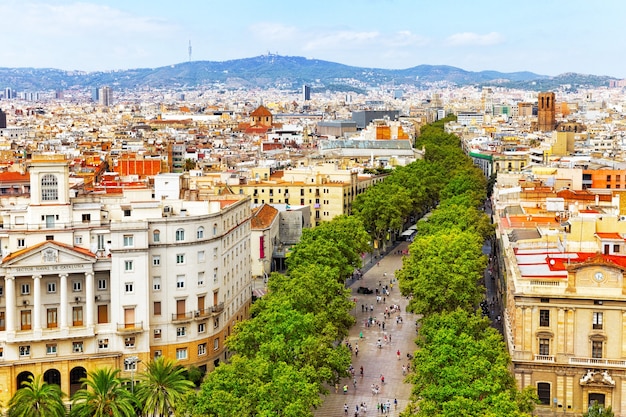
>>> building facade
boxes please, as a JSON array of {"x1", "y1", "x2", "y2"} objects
[{"x1": 0, "y1": 154, "x2": 252, "y2": 403}]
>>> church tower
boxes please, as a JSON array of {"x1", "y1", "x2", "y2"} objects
[{"x1": 537, "y1": 92, "x2": 556, "y2": 131}]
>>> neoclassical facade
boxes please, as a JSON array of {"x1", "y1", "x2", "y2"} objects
[{"x1": 0, "y1": 154, "x2": 252, "y2": 403}]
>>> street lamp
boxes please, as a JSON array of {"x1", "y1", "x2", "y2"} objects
[{"x1": 124, "y1": 356, "x2": 140, "y2": 393}]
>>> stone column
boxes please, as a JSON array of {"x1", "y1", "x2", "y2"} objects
[
  {"x1": 33, "y1": 275, "x2": 42, "y2": 332},
  {"x1": 59, "y1": 273, "x2": 68, "y2": 330},
  {"x1": 85, "y1": 271, "x2": 94, "y2": 328},
  {"x1": 5, "y1": 276, "x2": 15, "y2": 333}
]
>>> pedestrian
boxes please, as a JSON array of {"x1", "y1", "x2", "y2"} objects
[
  {"x1": 335, "y1": 383, "x2": 339, "y2": 393},
  {"x1": 397, "y1": 349, "x2": 401, "y2": 360},
  {"x1": 360, "y1": 365, "x2": 364, "y2": 377},
  {"x1": 380, "y1": 374, "x2": 385, "y2": 385},
  {"x1": 382, "y1": 322, "x2": 385, "y2": 330},
  {"x1": 402, "y1": 365, "x2": 406, "y2": 375},
  {"x1": 343, "y1": 384, "x2": 348, "y2": 394},
  {"x1": 354, "y1": 378, "x2": 357, "y2": 389},
  {"x1": 344, "y1": 403, "x2": 348, "y2": 415},
  {"x1": 394, "y1": 398, "x2": 398, "y2": 409}
]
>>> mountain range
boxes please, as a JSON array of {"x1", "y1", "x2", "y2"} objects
[{"x1": 0, "y1": 55, "x2": 618, "y2": 93}]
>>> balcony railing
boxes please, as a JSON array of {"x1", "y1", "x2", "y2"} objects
[
  {"x1": 209, "y1": 303, "x2": 224, "y2": 314},
  {"x1": 117, "y1": 321, "x2": 143, "y2": 332},
  {"x1": 534, "y1": 354, "x2": 555, "y2": 362},
  {"x1": 569, "y1": 357, "x2": 626, "y2": 368},
  {"x1": 171, "y1": 312, "x2": 194, "y2": 322}
]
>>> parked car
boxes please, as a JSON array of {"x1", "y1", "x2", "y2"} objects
[{"x1": 357, "y1": 286, "x2": 374, "y2": 294}]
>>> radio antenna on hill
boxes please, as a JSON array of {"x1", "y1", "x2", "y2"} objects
[{"x1": 188, "y1": 40, "x2": 192, "y2": 62}]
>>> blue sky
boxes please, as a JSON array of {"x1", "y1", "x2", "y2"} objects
[{"x1": 1, "y1": 0, "x2": 624, "y2": 77}]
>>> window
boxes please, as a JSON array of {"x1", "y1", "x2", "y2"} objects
[
  {"x1": 46, "y1": 344, "x2": 57, "y2": 355},
  {"x1": 154, "y1": 350, "x2": 162, "y2": 359},
  {"x1": 74, "y1": 236, "x2": 83, "y2": 245},
  {"x1": 175, "y1": 228, "x2": 185, "y2": 241},
  {"x1": 124, "y1": 359, "x2": 137, "y2": 371},
  {"x1": 213, "y1": 268, "x2": 218, "y2": 283},
  {"x1": 97, "y1": 305, "x2": 108, "y2": 324},
  {"x1": 46, "y1": 308, "x2": 57, "y2": 328},
  {"x1": 125, "y1": 282, "x2": 134, "y2": 293},
  {"x1": 214, "y1": 338, "x2": 219, "y2": 350},
  {"x1": 73, "y1": 281, "x2": 82, "y2": 292},
  {"x1": 198, "y1": 272, "x2": 205, "y2": 286},
  {"x1": 153, "y1": 277, "x2": 161, "y2": 291},
  {"x1": 614, "y1": 244, "x2": 620, "y2": 253},
  {"x1": 197, "y1": 227, "x2": 204, "y2": 239},
  {"x1": 152, "y1": 256, "x2": 161, "y2": 267},
  {"x1": 153, "y1": 230, "x2": 160, "y2": 242},
  {"x1": 213, "y1": 223, "x2": 218, "y2": 235},
  {"x1": 214, "y1": 317, "x2": 219, "y2": 329},
  {"x1": 21, "y1": 310, "x2": 31, "y2": 330},
  {"x1": 97, "y1": 234, "x2": 105, "y2": 250},
  {"x1": 21, "y1": 284, "x2": 30, "y2": 295},
  {"x1": 213, "y1": 247, "x2": 218, "y2": 259},
  {"x1": 72, "y1": 307, "x2": 83, "y2": 326},
  {"x1": 17, "y1": 238, "x2": 25, "y2": 248},
  {"x1": 19, "y1": 345, "x2": 30, "y2": 356},
  {"x1": 539, "y1": 309, "x2": 550, "y2": 327},
  {"x1": 0, "y1": 312, "x2": 5, "y2": 331},
  {"x1": 176, "y1": 275, "x2": 185, "y2": 289},
  {"x1": 41, "y1": 174, "x2": 58, "y2": 201},
  {"x1": 82, "y1": 214, "x2": 91, "y2": 223},
  {"x1": 123, "y1": 209, "x2": 131, "y2": 217},
  {"x1": 176, "y1": 348, "x2": 187, "y2": 360},
  {"x1": 197, "y1": 251, "x2": 205, "y2": 263},
  {"x1": 592, "y1": 341, "x2": 603, "y2": 358},
  {"x1": 198, "y1": 323, "x2": 206, "y2": 333},
  {"x1": 125, "y1": 337, "x2": 136, "y2": 348},
  {"x1": 154, "y1": 301, "x2": 161, "y2": 316},
  {"x1": 47, "y1": 282, "x2": 56, "y2": 293},
  {"x1": 177, "y1": 327, "x2": 186, "y2": 337},
  {"x1": 154, "y1": 329, "x2": 162, "y2": 339},
  {"x1": 539, "y1": 338, "x2": 550, "y2": 356},
  {"x1": 123, "y1": 235, "x2": 134, "y2": 247},
  {"x1": 593, "y1": 312, "x2": 603, "y2": 330},
  {"x1": 72, "y1": 341, "x2": 83, "y2": 353},
  {"x1": 124, "y1": 260, "x2": 134, "y2": 271},
  {"x1": 98, "y1": 279, "x2": 107, "y2": 290},
  {"x1": 176, "y1": 254, "x2": 185, "y2": 264},
  {"x1": 198, "y1": 343, "x2": 207, "y2": 356},
  {"x1": 537, "y1": 382, "x2": 551, "y2": 405},
  {"x1": 98, "y1": 339, "x2": 109, "y2": 349}
]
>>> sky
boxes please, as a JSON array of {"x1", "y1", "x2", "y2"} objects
[{"x1": 1, "y1": 0, "x2": 625, "y2": 77}]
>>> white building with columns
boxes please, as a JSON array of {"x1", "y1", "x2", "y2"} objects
[{"x1": 0, "y1": 154, "x2": 252, "y2": 402}]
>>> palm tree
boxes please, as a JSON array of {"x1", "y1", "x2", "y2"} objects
[
  {"x1": 135, "y1": 356, "x2": 195, "y2": 417},
  {"x1": 70, "y1": 368, "x2": 137, "y2": 417},
  {"x1": 7, "y1": 374, "x2": 66, "y2": 417}
]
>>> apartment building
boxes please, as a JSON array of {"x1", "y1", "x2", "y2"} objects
[{"x1": 0, "y1": 154, "x2": 252, "y2": 403}]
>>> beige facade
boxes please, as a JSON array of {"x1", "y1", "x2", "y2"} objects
[
  {"x1": 496, "y1": 180, "x2": 626, "y2": 415},
  {"x1": 0, "y1": 154, "x2": 252, "y2": 403}
]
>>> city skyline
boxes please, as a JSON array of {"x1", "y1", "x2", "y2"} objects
[{"x1": 1, "y1": 0, "x2": 625, "y2": 78}]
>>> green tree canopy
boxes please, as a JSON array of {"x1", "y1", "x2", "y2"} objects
[
  {"x1": 417, "y1": 203, "x2": 493, "y2": 240},
  {"x1": 397, "y1": 230, "x2": 486, "y2": 316}
]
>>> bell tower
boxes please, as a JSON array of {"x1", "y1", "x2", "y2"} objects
[{"x1": 537, "y1": 92, "x2": 556, "y2": 131}]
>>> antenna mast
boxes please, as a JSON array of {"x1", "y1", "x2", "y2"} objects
[{"x1": 188, "y1": 40, "x2": 192, "y2": 62}]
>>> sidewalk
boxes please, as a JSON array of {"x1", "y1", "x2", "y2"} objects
[{"x1": 314, "y1": 241, "x2": 415, "y2": 417}]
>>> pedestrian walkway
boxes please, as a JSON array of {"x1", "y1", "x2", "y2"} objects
[{"x1": 314, "y1": 242, "x2": 415, "y2": 416}]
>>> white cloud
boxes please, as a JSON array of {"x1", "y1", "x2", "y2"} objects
[
  {"x1": 303, "y1": 30, "x2": 380, "y2": 51},
  {"x1": 249, "y1": 22, "x2": 298, "y2": 40},
  {"x1": 386, "y1": 30, "x2": 431, "y2": 47},
  {"x1": 444, "y1": 32, "x2": 504, "y2": 46}
]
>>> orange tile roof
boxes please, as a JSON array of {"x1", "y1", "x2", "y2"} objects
[
  {"x1": 250, "y1": 105, "x2": 272, "y2": 117},
  {"x1": 596, "y1": 232, "x2": 624, "y2": 240},
  {"x1": 0, "y1": 172, "x2": 29, "y2": 182},
  {"x1": 251, "y1": 204, "x2": 279, "y2": 229}
]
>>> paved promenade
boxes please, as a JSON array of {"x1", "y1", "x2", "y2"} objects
[{"x1": 314, "y1": 241, "x2": 416, "y2": 417}]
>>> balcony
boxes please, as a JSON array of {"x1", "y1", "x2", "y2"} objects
[
  {"x1": 171, "y1": 312, "x2": 194, "y2": 323},
  {"x1": 534, "y1": 354, "x2": 555, "y2": 362},
  {"x1": 569, "y1": 357, "x2": 626, "y2": 368},
  {"x1": 209, "y1": 303, "x2": 224, "y2": 314},
  {"x1": 116, "y1": 321, "x2": 143, "y2": 333}
]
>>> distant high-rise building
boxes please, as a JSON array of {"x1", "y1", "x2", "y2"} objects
[
  {"x1": 4, "y1": 88, "x2": 12, "y2": 100},
  {"x1": 537, "y1": 91, "x2": 556, "y2": 131},
  {"x1": 0, "y1": 108, "x2": 6, "y2": 128},
  {"x1": 302, "y1": 84, "x2": 311, "y2": 101},
  {"x1": 98, "y1": 86, "x2": 112, "y2": 106},
  {"x1": 91, "y1": 87, "x2": 99, "y2": 102}
]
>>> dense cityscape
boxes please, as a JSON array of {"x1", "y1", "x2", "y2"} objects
[{"x1": 2, "y1": 64, "x2": 626, "y2": 416}]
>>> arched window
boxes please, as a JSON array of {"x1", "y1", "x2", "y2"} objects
[
  {"x1": 153, "y1": 230, "x2": 160, "y2": 243},
  {"x1": 213, "y1": 223, "x2": 218, "y2": 235},
  {"x1": 41, "y1": 174, "x2": 58, "y2": 201},
  {"x1": 197, "y1": 227, "x2": 204, "y2": 239},
  {"x1": 175, "y1": 228, "x2": 185, "y2": 241}
]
